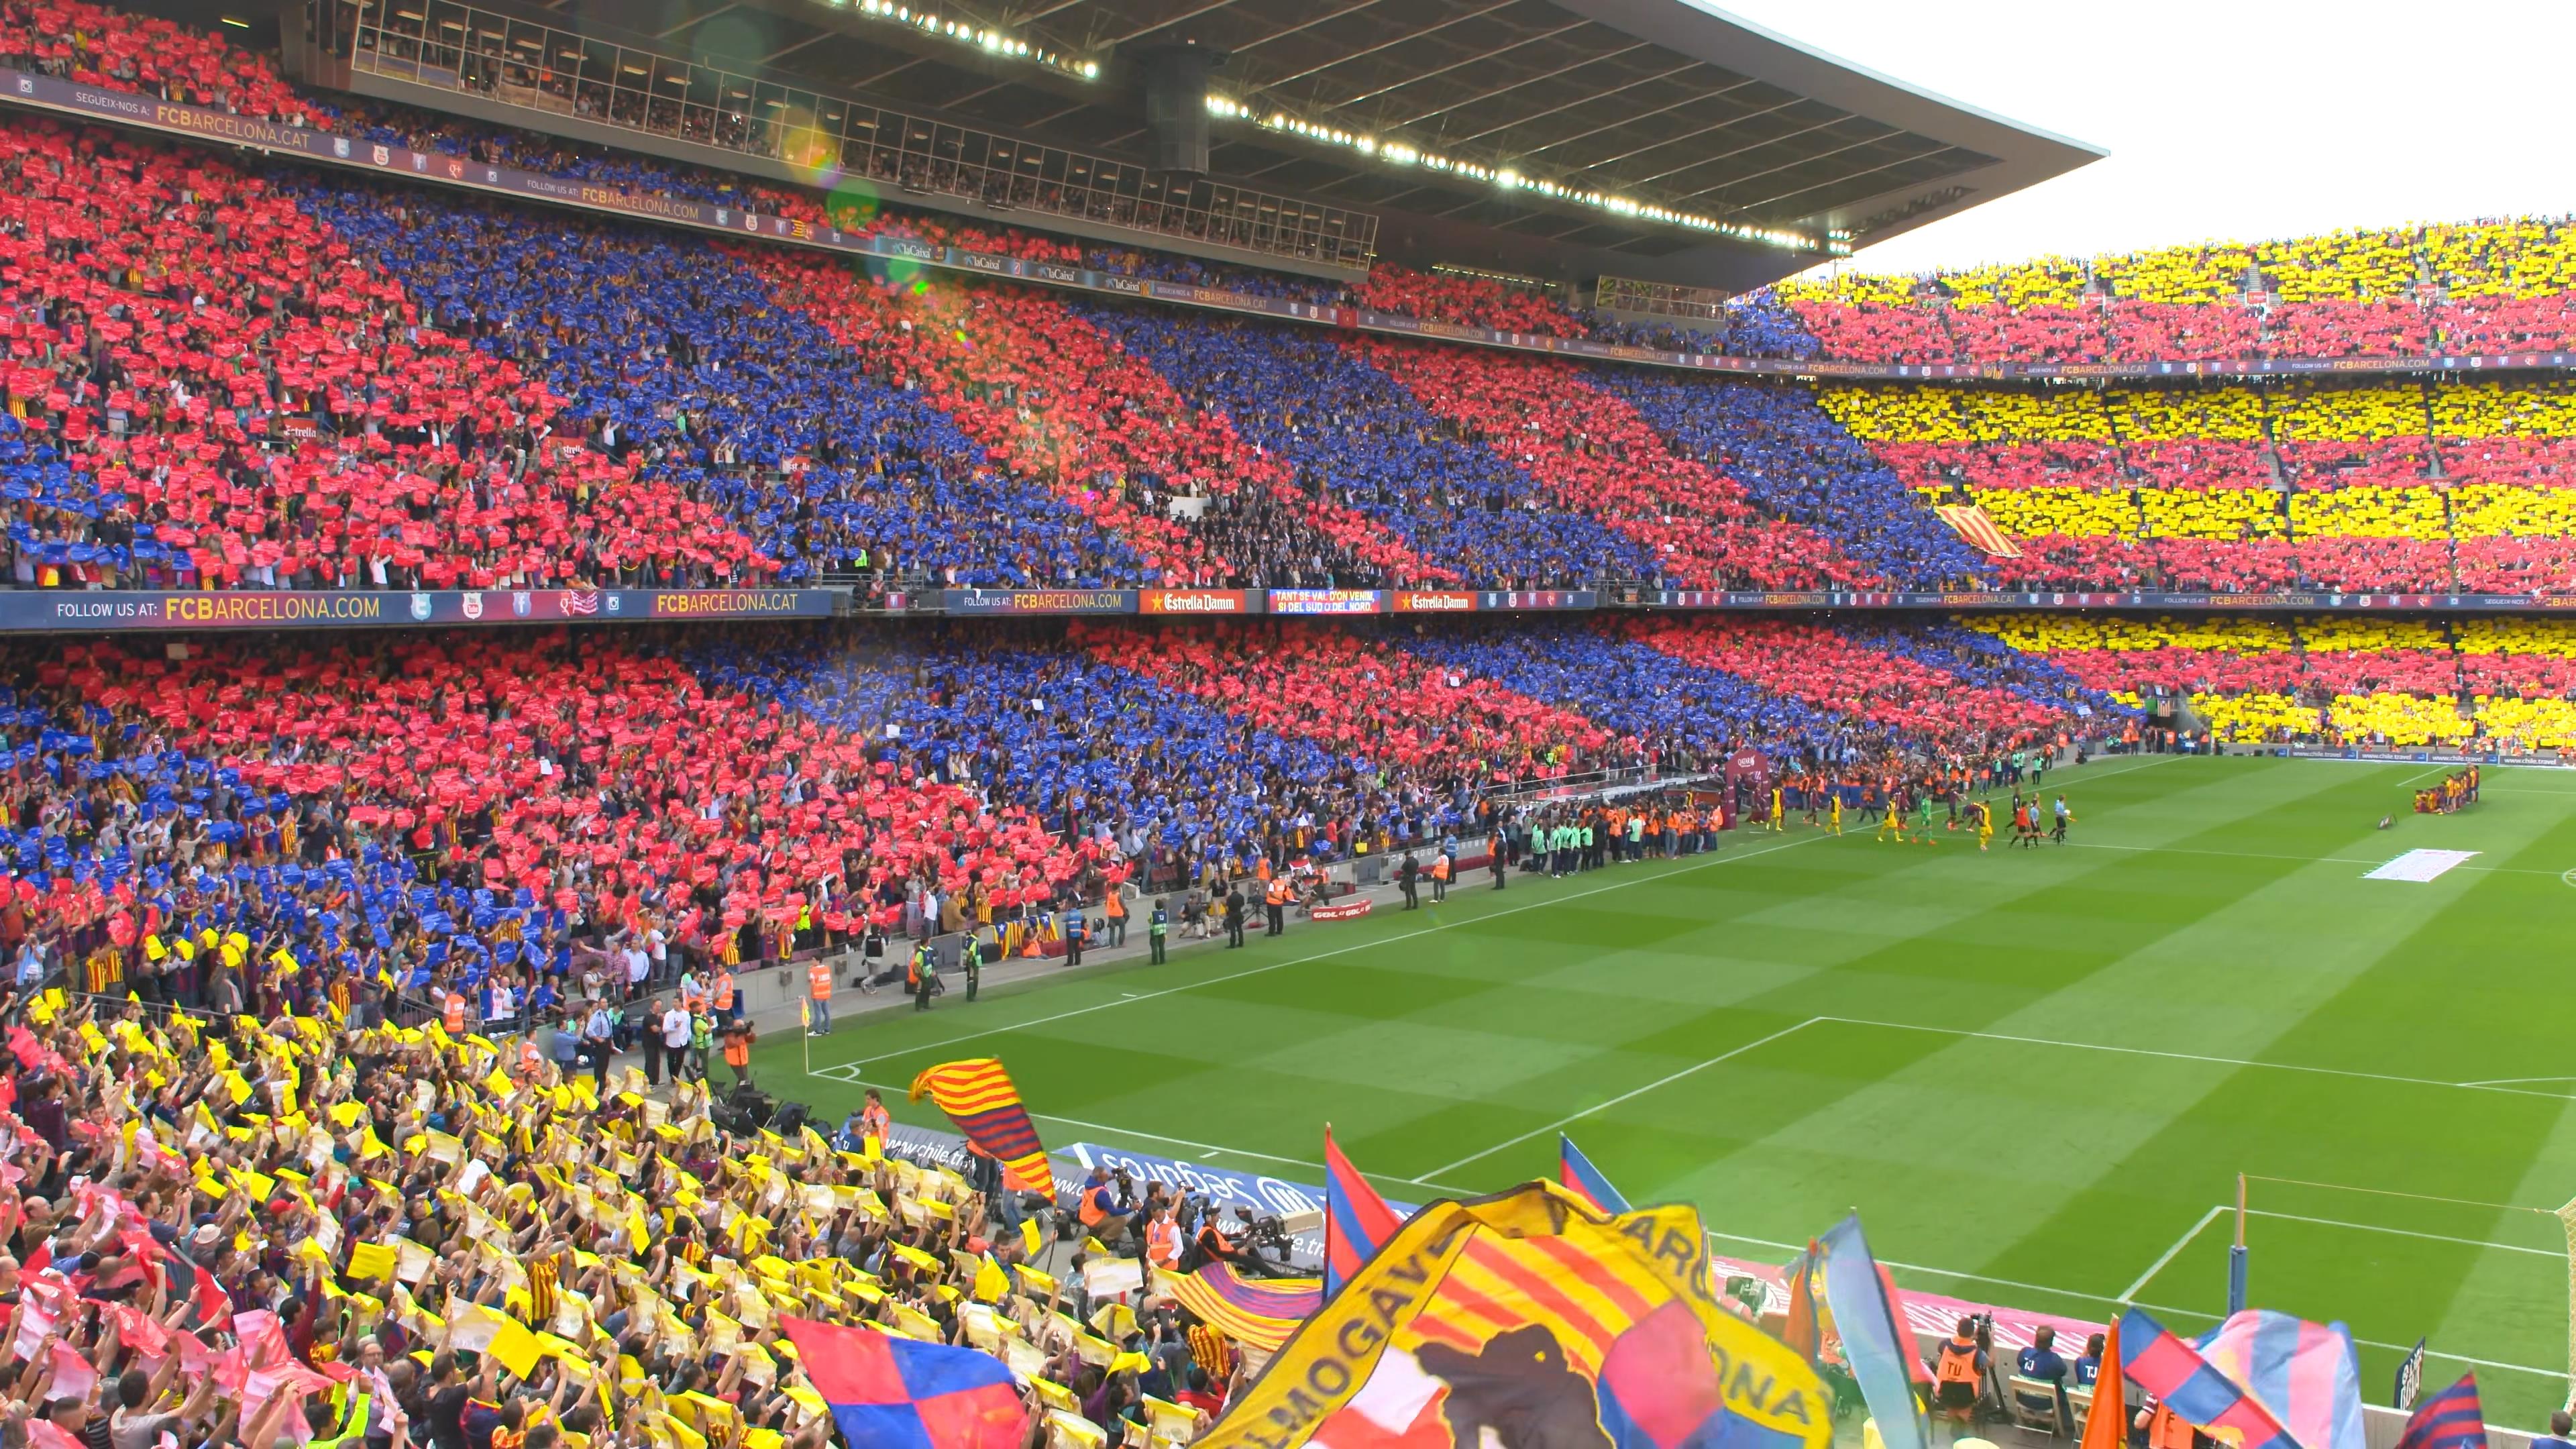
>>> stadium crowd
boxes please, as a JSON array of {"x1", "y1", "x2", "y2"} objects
[
  {"x1": 1968, "y1": 613, "x2": 2576, "y2": 749},
  {"x1": 7, "y1": 1, "x2": 2576, "y2": 598},
  {"x1": 1821, "y1": 378, "x2": 2576, "y2": 593},
  {"x1": 1772, "y1": 220, "x2": 2576, "y2": 366}
]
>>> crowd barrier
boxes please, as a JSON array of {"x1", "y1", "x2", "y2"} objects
[
  {"x1": 25, "y1": 584, "x2": 2576, "y2": 632},
  {"x1": 0, "y1": 586, "x2": 844, "y2": 631},
  {"x1": 9, "y1": 66, "x2": 2576, "y2": 388}
]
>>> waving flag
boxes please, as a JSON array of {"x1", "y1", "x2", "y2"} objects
[
  {"x1": 1934, "y1": 503, "x2": 2021, "y2": 559},
  {"x1": 2192, "y1": 1309, "x2": 2363, "y2": 1449},
  {"x1": 2394, "y1": 1373, "x2": 2485, "y2": 1449},
  {"x1": 1204, "y1": 1182, "x2": 1833, "y2": 1449},
  {"x1": 1818, "y1": 1214, "x2": 1929, "y2": 1449},
  {"x1": 782, "y1": 1317, "x2": 1024, "y2": 1449},
  {"x1": 2118, "y1": 1307, "x2": 2302, "y2": 1449},
  {"x1": 1324, "y1": 1126, "x2": 1403, "y2": 1300},
  {"x1": 907, "y1": 1059, "x2": 1049, "y2": 1192},
  {"x1": 1558, "y1": 1134, "x2": 1632, "y2": 1215},
  {"x1": 1164, "y1": 1265, "x2": 1321, "y2": 1352}
]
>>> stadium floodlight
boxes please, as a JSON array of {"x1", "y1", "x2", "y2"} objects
[
  {"x1": 1227, "y1": 103, "x2": 1817, "y2": 250},
  {"x1": 835, "y1": 0, "x2": 1094, "y2": 79}
]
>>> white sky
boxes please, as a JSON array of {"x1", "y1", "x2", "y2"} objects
[{"x1": 1707, "y1": 0, "x2": 2576, "y2": 277}]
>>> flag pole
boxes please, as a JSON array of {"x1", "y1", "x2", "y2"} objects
[{"x1": 2228, "y1": 1172, "x2": 2249, "y2": 1315}]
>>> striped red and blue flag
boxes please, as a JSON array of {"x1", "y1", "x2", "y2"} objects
[
  {"x1": 2394, "y1": 1374, "x2": 2485, "y2": 1449},
  {"x1": 2192, "y1": 1309, "x2": 2363, "y2": 1449},
  {"x1": 781, "y1": 1317, "x2": 1024, "y2": 1449},
  {"x1": 2118, "y1": 1307, "x2": 2302, "y2": 1449},
  {"x1": 1323, "y1": 1127, "x2": 1403, "y2": 1300},
  {"x1": 1559, "y1": 1134, "x2": 1632, "y2": 1215}
]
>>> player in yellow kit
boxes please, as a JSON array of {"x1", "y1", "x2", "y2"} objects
[{"x1": 1827, "y1": 792, "x2": 1843, "y2": 836}]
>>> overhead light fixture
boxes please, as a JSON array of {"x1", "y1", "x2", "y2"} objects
[
  {"x1": 1216, "y1": 97, "x2": 1821, "y2": 250},
  {"x1": 219, "y1": 14, "x2": 250, "y2": 26},
  {"x1": 839, "y1": 0, "x2": 1095, "y2": 78}
]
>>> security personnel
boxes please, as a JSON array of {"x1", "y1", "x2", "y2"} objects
[
  {"x1": 1063, "y1": 906, "x2": 1085, "y2": 967},
  {"x1": 1490, "y1": 829, "x2": 1508, "y2": 890},
  {"x1": 1265, "y1": 874, "x2": 1289, "y2": 936},
  {"x1": 1148, "y1": 900, "x2": 1169, "y2": 964},
  {"x1": 442, "y1": 989, "x2": 468, "y2": 1035},
  {"x1": 1429, "y1": 851, "x2": 1450, "y2": 902},
  {"x1": 1397, "y1": 853, "x2": 1419, "y2": 910},
  {"x1": 1224, "y1": 883, "x2": 1247, "y2": 949},
  {"x1": 908, "y1": 940, "x2": 934, "y2": 1012},
  {"x1": 711, "y1": 966, "x2": 737, "y2": 1023},
  {"x1": 806, "y1": 957, "x2": 835, "y2": 1036},
  {"x1": 963, "y1": 932, "x2": 983, "y2": 1002}
]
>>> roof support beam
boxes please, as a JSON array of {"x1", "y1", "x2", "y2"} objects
[
  {"x1": 654, "y1": 4, "x2": 733, "y2": 40},
  {"x1": 1509, "y1": 73, "x2": 1759, "y2": 158},
  {"x1": 1250, "y1": 0, "x2": 1523, "y2": 93},
  {"x1": 1323, "y1": 19, "x2": 1591, "y2": 109},
  {"x1": 1095, "y1": 0, "x2": 1244, "y2": 47},
  {"x1": 1572, "y1": 96, "x2": 1806, "y2": 172},
  {"x1": 1677, "y1": 133, "x2": 1917, "y2": 209},
  {"x1": 1426, "y1": 56, "x2": 1695, "y2": 143},
  {"x1": 1229, "y1": 0, "x2": 1391, "y2": 57},
  {"x1": 1713, "y1": 144, "x2": 1964, "y2": 213},
  {"x1": 1381, "y1": 41, "x2": 1652, "y2": 131},
  {"x1": 1626, "y1": 113, "x2": 1870, "y2": 187},
  {"x1": 761, "y1": 32, "x2": 833, "y2": 63}
]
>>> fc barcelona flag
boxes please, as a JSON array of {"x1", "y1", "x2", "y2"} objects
[
  {"x1": 1559, "y1": 1134, "x2": 1632, "y2": 1215},
  {"x1": 2393, "y1": 1373, "x2": 2485, "y2": 1449},
  {"x1": 2117, "y1": 1308, "x2": 2303, "y2": 1449},
  {"x1": 908, "y1": 1059, "x2": 1050, "y2": 1192},
  {"x1": 1198, "y1": 1181, "x2": 1835, "y2": 1449},
  {"x1": 1324, "y1": 1127, "x2": 1403, "y2": 1300}
]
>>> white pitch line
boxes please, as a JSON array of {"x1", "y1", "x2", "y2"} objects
[
  {"x1": 1818, "y1": 1016, "x2": 2576, "y2": 1102},
  {"x1": 2119, "y1": 1203, "x2": 2229, "y2": 1303},
  {"x1": 830, "y1": 830, "x2": 1834, "y2": 1071},
  {"x1": 2244, "y1": 1208, "x2": 2563, "y2": 1258},
  {"x1": 1419, "y1": 1017, "x2": 1826, "y2": 1180},
  {"x1": 2459, "y1": 1076, "x2": 2576, "y2": 1088}
]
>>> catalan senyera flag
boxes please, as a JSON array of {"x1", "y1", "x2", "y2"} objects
[
  {"x1": 1323, "y1": 1126, "x2": 1403, "y2": 1300},
  {"x1": 907, "y1": 1059, "x2": 1049, "y2": 1193},
  {"x1": 2393, "y1": 1373, "x2": 2485, "y2": 1449},
  {"x1": 2118, "y1": 1307, "x2": 2302, "y2": 1449},
  {"x1": 1200, "y1": 1181, "x2": 1835, "y2": 1449},
  {"x1": 1934, "y1": 503, "x2": 2022, "y2": 559},
  {"x1": 1558, "y1": 1134, "x2": 1632, "y2": 1216}
]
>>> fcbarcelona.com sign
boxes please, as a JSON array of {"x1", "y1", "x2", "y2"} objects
[{"x1": 0, "y1": 588, "x2": 837, "y2": 633}]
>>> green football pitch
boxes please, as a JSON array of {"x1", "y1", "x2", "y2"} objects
[{"x1": 757, "y1": 753, "x2": 2576, "y2": 1428}]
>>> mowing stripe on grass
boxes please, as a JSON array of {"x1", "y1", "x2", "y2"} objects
[
  {"x1": 825, "y1": 828, "x2": 1839, "y2": 1073},
  {"x1": 1420, "y1": 1016, "x2": 1827, "y2": 1179}
]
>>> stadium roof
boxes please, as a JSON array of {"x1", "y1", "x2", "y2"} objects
[{"x1": 258, "y1": 0, "x2": 2103, "y2": 289}]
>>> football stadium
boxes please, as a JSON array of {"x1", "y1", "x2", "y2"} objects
[{"x1": 5, "y1": 2, "x2": 2576, "y2": 1448}]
